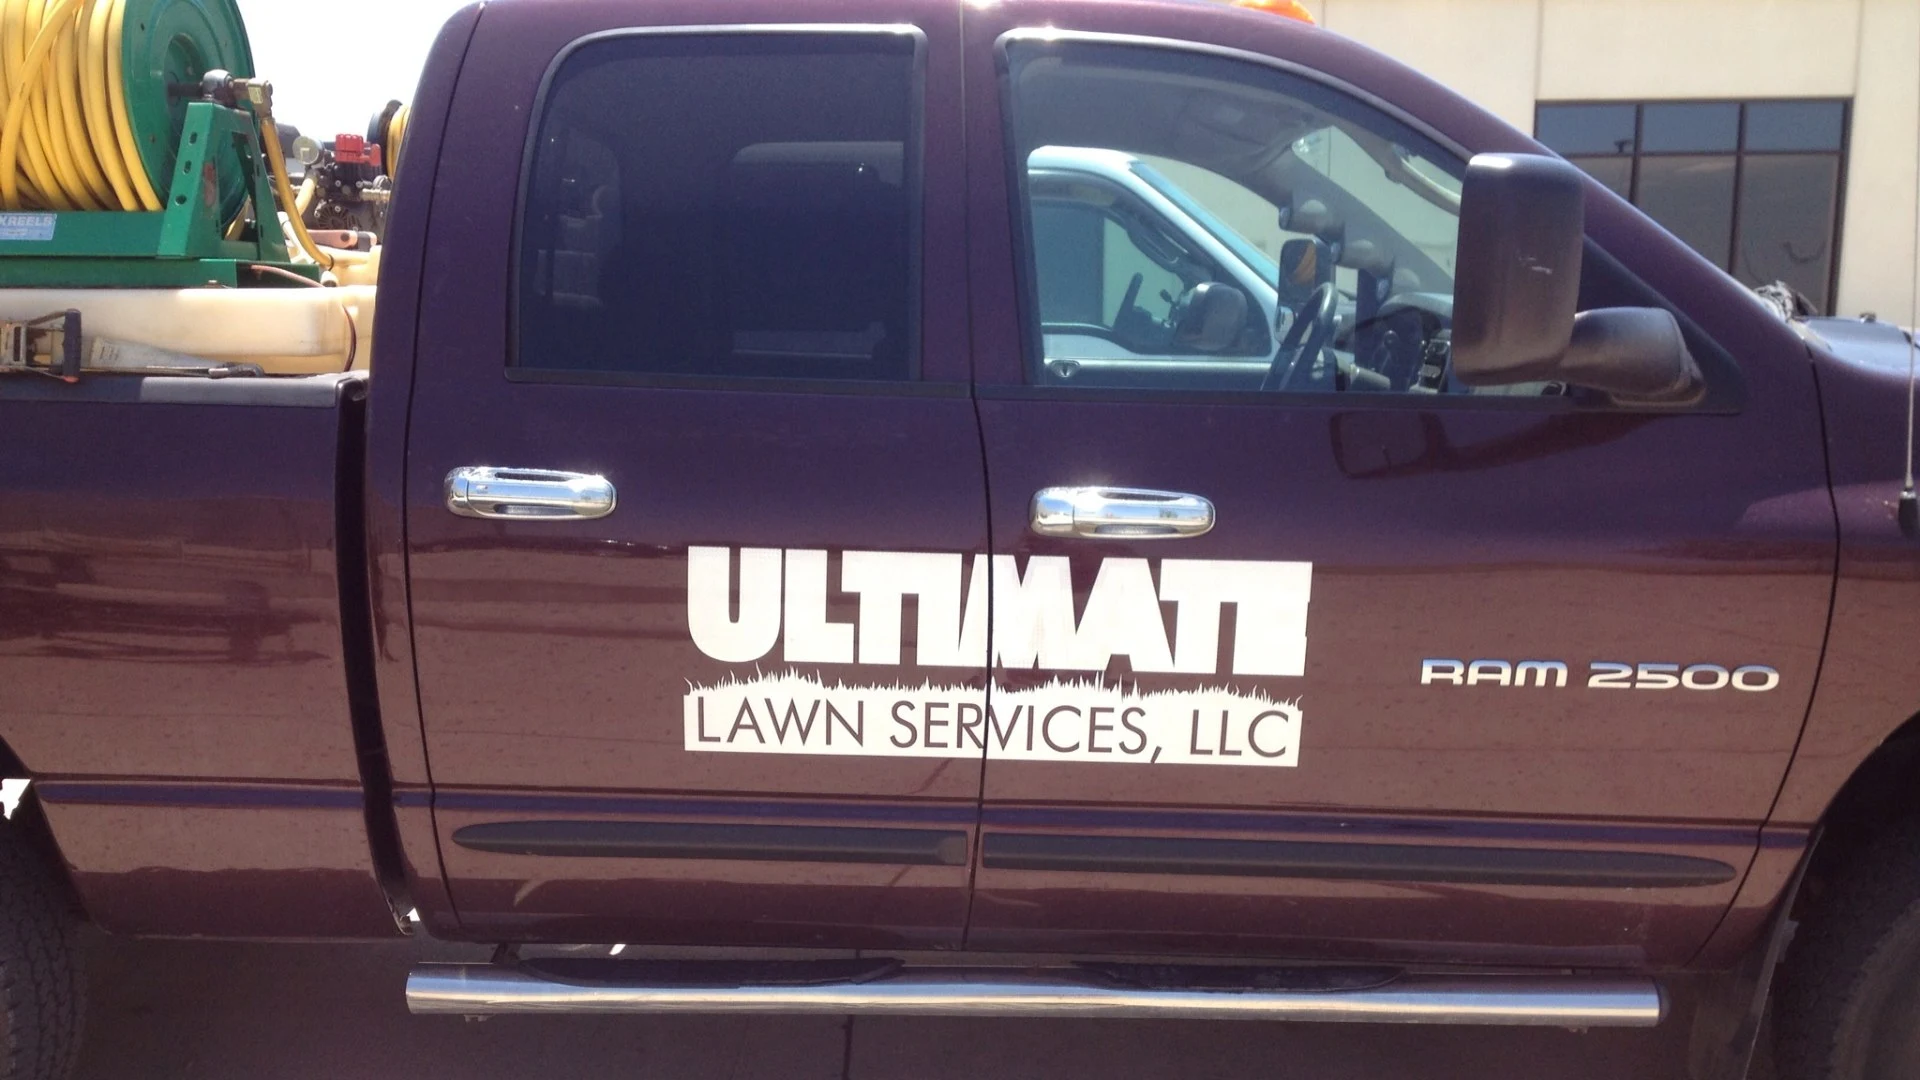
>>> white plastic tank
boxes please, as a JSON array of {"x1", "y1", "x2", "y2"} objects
[{"x1": 0, "y1": 285, "x2": 376, "y2": 373}]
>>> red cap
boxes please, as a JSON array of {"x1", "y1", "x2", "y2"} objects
[{"x1": 334, "y1": 134, "x2": 369, "y2": 165}]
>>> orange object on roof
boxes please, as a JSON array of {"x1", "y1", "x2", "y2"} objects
[{"x1": 1230, "y1": 0, "x2": 1315, "y2": 24}]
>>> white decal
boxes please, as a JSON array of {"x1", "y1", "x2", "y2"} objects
[
  {"x1": 681, "y1": 548, "x2": 1312, "y2": 767},
  {"x1": 842, "y1": 551, "x2": 985, "y2": 666},
  {"x1": 685, "y1": 547, "x2": 1311, "y2": 678},
  {"x1": 686, "y1": 546, "x2": 780, "y2": 662},
  {"x1": 684, "y1": 672, "x2": 1300, "y2": 767},
  {"x1": 783, "y1": 549, "x2": 853, "y2": 664}
]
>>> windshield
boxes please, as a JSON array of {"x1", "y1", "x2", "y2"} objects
[
  {"x1": 1287, "y1": 127, "x2": 1461, "y2": 283},
  {"x1": 1130, "y1": 160, "x2": 1280, "y2": 287}
]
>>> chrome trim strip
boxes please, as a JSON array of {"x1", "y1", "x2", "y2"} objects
[{"x1": 407, "y1": 965, "x2": 1663, "y2": 1027}]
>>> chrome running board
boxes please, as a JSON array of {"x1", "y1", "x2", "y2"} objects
[{"x1": 406, "y1": 962, "x2": 1662, "y2": 1027}]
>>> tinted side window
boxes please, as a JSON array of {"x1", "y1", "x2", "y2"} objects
[
  {"x1": 516, "y1": 34, "x2": 920, "y2": 382},
  {"x1": 1005, "y1": 41, "x2": 1489, "y2": 397}
]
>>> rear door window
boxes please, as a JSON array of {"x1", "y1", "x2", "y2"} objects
[{"x1": 515, "y1": 34, "x2": 921, "y2": 382}]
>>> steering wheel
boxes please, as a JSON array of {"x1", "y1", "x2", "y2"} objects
[{"x1": 1261, "y1": 282, "x2": 1339, "y2": 392}]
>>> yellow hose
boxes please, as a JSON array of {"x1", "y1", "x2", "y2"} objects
[
  {"x1": 100, "y1": 0, "x2": 157, "y2": 208},
  {"x1": 385, "y1": 103, "x2": 408, "y2": 178},
  {"x1": 27, "y1": 0, "x2": 96, "y2": 207},
  {"x1": 0, "y1": 0, "x2": 161, "y2": 210},
  {"x1": 79, "y1": 0, "x2": 133, "y2": 207},
  {"x1": 51, "y1": 0, "x2": 108, "y2": 205},
  {"x1": 0, "y1": 1, "x2": 347, "y2": 272},
  {"x1": 0, "y1": 0, "x2": 85, "y2": 208},
  {"x1": 0, "y1": 0, "x2": 235, "y2": 213},
  {"x1": 257, "y1": 110, "x2": 332, "y2": 269},
  {"x1": 3, "y1": 0, "x2": 55, "y2": 204}
]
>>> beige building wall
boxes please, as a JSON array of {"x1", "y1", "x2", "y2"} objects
[
  {"x1": 1835, "y1": 0, "x2": 1920, "y2": 323},
  {"x1": 1319, "y1": 0, "x2": 1540, "y2": 130},
  {"x1": 1296, "y1": 0, "x2": 1920, "y2": 321},
  {"x1": 1537, "y1": 0, "x2": 1861, "y2": 100}
]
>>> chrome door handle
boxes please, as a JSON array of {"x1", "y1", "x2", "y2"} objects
[
  {"x1": 445, "y1": 467, "x2": 616, "y2": 521},
  {"x1": 1030, "y1": 487, "x2": 1215, "y2": 539}
]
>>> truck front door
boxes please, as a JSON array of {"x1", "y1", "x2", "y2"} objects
[
  {"x1": 404, "y1": 3, "x2": 985, "y2": 948},
  {"x1": 960, "y1": 7, "x2": 1836, "y2": 967}
]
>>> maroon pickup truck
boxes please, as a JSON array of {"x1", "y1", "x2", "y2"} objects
[{"x1": 1, "y1": 1, "x2": 1915, "y2": 1077}]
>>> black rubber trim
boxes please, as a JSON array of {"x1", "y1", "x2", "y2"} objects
[
  {"x1": 504, "y1": 369, "x2": 971, "y2": 397},
  {"x1": 982, "y1": 833, "x2": 1737, "y2": 888},
  {"x1": 333, "y1": 383, "x2": 412, "y2": 926},
  {"x1": 454, "y1": 820, "x2": 969, "y2": 867}
]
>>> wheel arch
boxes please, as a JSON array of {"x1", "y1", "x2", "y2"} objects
[
  {"x1": 1795, "y1": 712, "x2": 1920, "y2": 917},
  {"x1": 0, "y1": 733, "x2": 87, "y2": 921}
]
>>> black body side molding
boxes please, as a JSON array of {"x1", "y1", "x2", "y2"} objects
[
  {"x1": 454, "y1": 820, "x2": 970, "y2": 867},
  {"x1": 982, "y1": 833, "x2": 1737, "y2": 888}
]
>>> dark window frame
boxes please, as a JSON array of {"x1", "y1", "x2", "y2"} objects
[
  {"x1": 1536, "y1": 98, "x2": 1850, "y2": 314},
  {"x1": 506, "y1": 25, "x2": 931, "y2": 392}
]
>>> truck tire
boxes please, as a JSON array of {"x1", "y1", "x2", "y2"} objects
[
  {"x1": 1774, "y1": 815, "x2": 1920, "y2": 1080},
  {"x1": 0, "y1": 822, "x2": 82, "y2": 1080}
]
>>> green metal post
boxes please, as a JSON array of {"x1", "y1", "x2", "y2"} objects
[{"x1": 156, "y1": 104, "x2": 219, "y2": 258}]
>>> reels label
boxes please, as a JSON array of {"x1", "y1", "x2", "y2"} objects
[{"x1": 0, "y1": 213, "x2": 56, "y2": 242}]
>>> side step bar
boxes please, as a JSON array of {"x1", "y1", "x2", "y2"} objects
[{"x1": 407, "y1": 962, "x2": 1662, "y2": 1027}]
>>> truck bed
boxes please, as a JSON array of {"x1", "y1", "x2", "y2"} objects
[{"x1": 0, "y1": 373, "x2": 396, "y2": 937}]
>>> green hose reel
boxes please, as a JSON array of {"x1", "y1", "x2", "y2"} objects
[
  {"x1": 122, "y1": 0, "x2": 257, "y2": 227},
  {"x1": 0, "y1": 0, "x2": 314, "y2": 288}
]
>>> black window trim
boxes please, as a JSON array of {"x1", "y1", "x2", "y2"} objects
[
  {"x1": 994, "y1": 29, "x2": 1745, "y2": 414},
  {"x1": 1536, "y1": 97, "x2": 1852, "y2": 314},
  {"x1": 507, "y1": 23, "x2": 933, "y2": 392}
]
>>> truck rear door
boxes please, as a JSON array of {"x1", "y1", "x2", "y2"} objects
[
  {"x1": 959, "y1": 2, "x2": 1836, "y2": 967},
  {"x1": 403, "y1": 1, "x2": 984, "y2": 948}
]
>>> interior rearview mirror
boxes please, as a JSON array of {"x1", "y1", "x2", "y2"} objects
[
  {"x1": 1174, "y1": 282, "x2": 1249, "y2": 353},
  {"x1": 1453, "y1": 153, "x2": 1703, "y2": 404},
  {"x1": 1278, "y1": 238, "x2": 1332, "y2": 294}
]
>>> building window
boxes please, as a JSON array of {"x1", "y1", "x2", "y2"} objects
[{"x1": 1536, "y1": 100, "x2": 1848, "y2": 313}]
